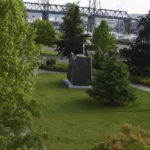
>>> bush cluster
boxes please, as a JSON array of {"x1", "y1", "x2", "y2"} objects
[
  {"x1": 130, "y1": 75, "x2": 150, "y2": 87},
  {"x1": 46, "y1": 58, "x2": 56, "y2": 66},
  {"x1": 90, "y1": 124, "x2": 150, "y2": 150},
  {"x1": 40, "y1": 58, "x2": 68, "y2": 72},
  {"x1": 140, "y1": 79, "x2": 150, "y2": 86}
]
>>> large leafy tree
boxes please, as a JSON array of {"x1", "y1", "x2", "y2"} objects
[
  {"x1": 92, "y1": 19, "x2": 117, "y2": 70},
  {"x1": 56, "y1": 3, "x2": 87, "y2": 57},
  {"x1": 121, "y1": 12, "x2": 150, "y2": 76},
  {"x1": 0, "y1": 0, "x2": 44, "y2": 149},
  {"x1": 34, "y1": 19, "x2": 56, "y2": 46}
]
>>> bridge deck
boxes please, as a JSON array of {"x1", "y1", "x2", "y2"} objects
[{"x1": 24, "y1": 2, "x2": 130, "y2": 20}]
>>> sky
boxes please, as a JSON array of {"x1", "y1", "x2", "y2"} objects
[{"x1": 23, "y1": 0, "x2": 150, "y2": 14}]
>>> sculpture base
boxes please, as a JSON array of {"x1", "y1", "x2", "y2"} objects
[{"x1": 62, "y1": 79, "x2": 92, "y2": 89}]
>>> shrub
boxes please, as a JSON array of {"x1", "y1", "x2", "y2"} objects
[
  {"x1": 140, "y1": 79, "x2": 150, "y2": 86},
  {"x1": 129, "y1": 75, "x2": 142, "y2": 84},
  {"x1": 39, "y1": 63, "x2": 68, "y2": 72},
  {"x1": 129, "y1": 75, "x2": 150, "y2": 87},
  {"x1": 52, "y1": 63, "x2": 68, "y2": 72},
  {"x1": 90, "y1": 124, "x2": 150, "y2": 150},
  {"x1": 87, "y1": 56, "x2": 136, "y2": 103},
  {"x1": 46, "y1": 58, "x2": 56, "y2": 66}
]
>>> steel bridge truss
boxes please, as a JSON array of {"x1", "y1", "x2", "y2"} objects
[{"x1": 24, "y1": 2, "x2": 129, "y2": 20}]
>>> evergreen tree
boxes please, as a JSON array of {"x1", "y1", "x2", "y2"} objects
[
  {"x1": 34, "y1": 19, "x2": 56, "y2": 46},
  {"x1": 92, "y1": 19, "x2": 117, "y2": 70},
  {"x1": 87, "y1": 56, "x2": 136, "y2": 103},
  {"x1": 56, "y1": 3, "x2": 88, "y2": 57},
  {"x1": 0, "y1": 0, "x2": 44, "y2": 149},
  {"x1": 121, "y1": 11, "x2": 150, "y2": 76},
  {"x1": 88, "y1": 20, "x2": 136, "y2": 104}
]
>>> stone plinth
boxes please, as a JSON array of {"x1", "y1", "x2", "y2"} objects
[
  {"x1": 67, "y1": 53, "x2": 92, "y2": 86},
  {"x1": 62, "y1": 79, "x2": 92, "y2": 89}
]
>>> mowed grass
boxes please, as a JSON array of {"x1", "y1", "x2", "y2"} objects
[
  {"x1": 33, "y1": 73, "x2": 150, "y2": 150},
  {"x1": 41, "y1": 49, "x2": 58, "y2": 56}
]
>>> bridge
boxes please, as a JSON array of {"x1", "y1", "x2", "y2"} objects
[{"x1": 24, "y1": 1, "x2": 134, "y2": 32}]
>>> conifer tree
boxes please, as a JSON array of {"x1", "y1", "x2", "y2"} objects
[
  {"x1": 87, "y1": 56, "x2": 136, "y2": 103},
  {"x1": 0, "y1": 0, "x2": 44, "y2": 149},
  {"x1": 92, "y1": 19, "x2": 117, "y2": 70},
  {"x1": 87, "y1": 20, "x2": 136, "y2": 104},
  {"x1": 56, "y1": 3, "x2": 87, "y2": 57}
]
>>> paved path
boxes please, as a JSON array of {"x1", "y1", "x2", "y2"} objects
[
  {"x1": 36, "y1": 69, "x2": 66, "y2": 74},
  {"x1": 131, "y1": 84, "x2": 150, "y2": 92}
]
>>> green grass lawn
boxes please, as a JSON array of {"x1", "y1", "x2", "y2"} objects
[
  {"x1": 33, "y1": 73, "x2": 150, "y2": 150},
  {"x1": 41, "y1": 49, "x2": 58, "y2": 56}
]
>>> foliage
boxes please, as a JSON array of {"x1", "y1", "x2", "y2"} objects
[
  {"x1": 56, "y1": 3, "x2": 88, "y2": 57},
  {"x1": 0, "y1": 0, "x2": 44, "y2": 149},
  {"x1": 34, "y1": 19, "x2": 56, "y2": 46},
  {"x1": 121, "y1": 12, "x2": 150, "y2": 76},
  {"x1": 129, "y1": 75, "x2": 143, "y2": 84},
  {"x1": 46, "y1": 58, "x2": 56, "y2": 66},
  {"x1": 92, "y1": 19, "x2": 117, "y2": 70},
  {"x1": 130, "y1": 75, "x2": 150, "y2": 87},
  {"x1": 140, "y1": 79, "x2": 150, "y2": 87},
  {"x1": 87, "y1": 56, "x2": 136, "y2": 103},
  {"x1": 90, "y1": 124, "x2": 150, "y2": 150},
  {"x1": 40, "y1": 63, "x2": 68, "y2": 72}
]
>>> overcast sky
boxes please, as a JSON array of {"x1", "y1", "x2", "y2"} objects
[{"x1": 23, "y1": 0, "x2": 150, "y2": 14}]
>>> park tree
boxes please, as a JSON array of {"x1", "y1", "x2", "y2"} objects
[
  {"x1": 34, "y1": 19, "x2": 56, "y2": 46},
  {"x1": 88, "y1": 20, "x2": 136, "y2": 104},
  {"x1": 0, "y1": 0, "x2": 44, "y2": 149},
  {"x1": 87, "y1": 56, "x2": 136, "y2": 103},
  {"x1": 56, "y1": 3, "x2": 88, "y2": 57},
  {"x1": 92, "y1": 19, "x2": 117, "y2": 70},
  {"x1": 121, "y1": 11, "x2": 150, "y2": 76}
]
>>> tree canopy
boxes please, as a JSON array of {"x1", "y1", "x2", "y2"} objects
[
  {"x1": 92, "y1": 19, "x2": 117, "y2": 70},
  {"x1": 87, "y1": 56, "x2": 136, "y2": 103},
  {"x1": 92, "y1": 19, "x2": 117, "y2": 52},
  {"x1": 0, "y1": 0, "x2": 44, "y2": 149},
  {"x1": 56, "y1": 3, "x2": 88, "y2": 57},
  {"x1": 121, "y1": 11, "x2": 150, "y2": 76},
  {"x1": 34, "y1": 19, "x2": 56, "y2": 46}
]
